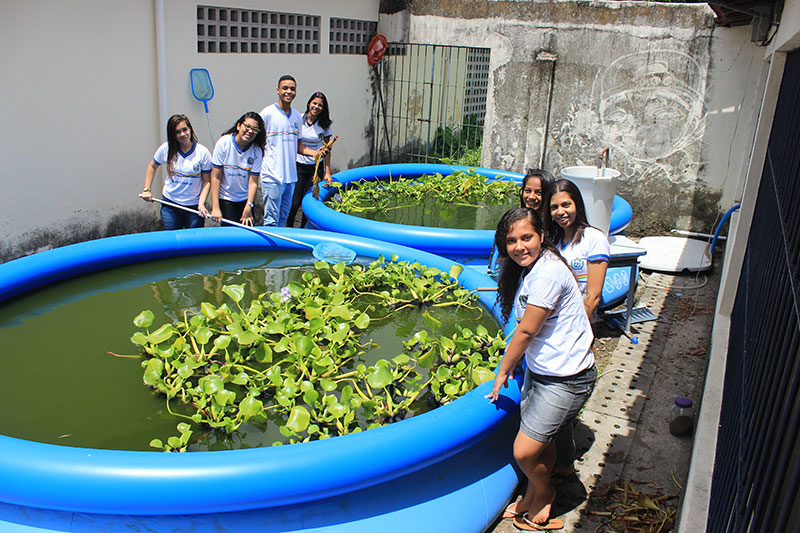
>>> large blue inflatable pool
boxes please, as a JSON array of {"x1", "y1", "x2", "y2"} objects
[{"x1": 0, "y1": 228, "x2": 521, "y2": 532}]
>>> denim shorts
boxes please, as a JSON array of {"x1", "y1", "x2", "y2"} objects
[{"x1": 519, "y1": 364, "x2": 597, "y2": 443}]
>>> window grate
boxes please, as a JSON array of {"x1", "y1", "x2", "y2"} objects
[
  {"x1": 329, "y1": 17, "x2": 377, "y2": 55},
  {"x1": 197, "y1": 5, "x2": 319, "y2": 54}
]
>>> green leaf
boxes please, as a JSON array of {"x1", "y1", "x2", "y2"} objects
[
  {"x1": 330, "y1": 305, "x2": 352, "y2": 320},
  {"x1": 422, "y1": 311, "x2": 441, "y2": 332},
  {"x1": 472, "y1": 367, "x2": 495, "y2": 386},
  {"x1": 328, "y1": 402, "x2": 347, "y2": 418},
  {"x1": 177, "y1": 364, "x2": 193, "y2": 379},
  {"x1": 448, "y1": 264, "x2": 463, "y2": 280},
  {"x1": 417, "y1": 349, "x2": 435, "y2": 368},
  {"x1": 444, "y1": 383, "x2": 460, "y2": 396},
  {"x1": 286, "y1": 281, "x2": 304, "y2": 297},
  {"x1": 200, "y1": 302, "x2": 219, "y2": 319},
  {"x1": 167, "y1": 436, "x2": 182, "y2": 449},
  {"x1": 200, "y1": 375, "x2": 224, "y2": 395},
  {"x1": 392, "y1": 354, "x2": 411, "y2": 365},
  {"x1": 193, "y1": 327, "x2": 213, "y2": 345},
  {"x1": 235, "y1": 330, "x2": 261, "y2": 346},
  {"x1": 294, "y1": 335, "x2": 315, "y2": 357},
  {"x1": 286, "y1": 405, "x2": 311, "y2": 433},
  {"x1": 148, "y1": 324, "x2": 175, "y2": 344},
  {"x1": 319, "y1": 378, "x2": 337, "y2": 392},
  {"x1": 214, "y1": 389, "x2": 236, "y2": 406},
  {"x1": 239, "y1": 395, "x2": 263, "y2": 418},
  {"x1": 130, "y1": 332, "x2": 147, "y2": 345},
  {"x1": 133, "y1": 310, "x2": 154, "y2": 328},
  {"x1": 263, "y1": 320, "x2": 285, "y2": 335},
  {"x1": 304, "y1": 306, "x2": 322, "y2": 320},
  {"x1": 149, "y1": 439, "x2": 163, "y2": 449},
  {"x1": 232, "y1": 372, "x2": 249, "y2": 385},
  {"x1": 303, "y1": 389, "x2": 320, "y2": 405},
  {"x1": 367, "y1": 364, "x2": 393, "y2": 389},
  {"x1": 274, "y1": 337, "x2": 290, "y2": 353},
  {"x1": 213, "y1": 335, "x2": 231, "y2": 351},
  {"x1": 354, "y1": 312, "x2": 371, "y2": 329},
  {"x1": 252, "y1": 343, "x2": 273, "y2": 363},
  {"x1": 222, "y1": 284, "x2": 245, "y2": 303},
  {"x1": 332, "y1": 262, "x2": 346, "y2": 275}
]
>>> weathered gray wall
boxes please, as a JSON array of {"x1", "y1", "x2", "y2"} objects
[{"x1": 400, "y1": 0, "x2": 760, "y2": 233}]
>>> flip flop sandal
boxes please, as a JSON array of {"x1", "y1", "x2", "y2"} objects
[
  {"x1": 502, "y1": 502, "x2": 523, "y2": 519},
  {"x1": 513, "y1": 513, "x2": 565, "y2": 531}
]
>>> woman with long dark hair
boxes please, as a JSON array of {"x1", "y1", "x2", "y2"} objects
[
  {"x1": 487, "y1": 207, "x2": 596, "y2": 531},
  {"x1": 202, "y1": 111, "x2": 266, "y2": 226},
  {"x1": 287, "y1": 91, "x2": 334, "y2": 227},
  {"x1": 141, "y1": 114, "x2": 212, "y2": 229},
  {"x1": 520, "y1": 168, "x2": 555, "y2": 215},
  {"x1": 545, "y1": 179, "x2": 610, "y2": 319}
]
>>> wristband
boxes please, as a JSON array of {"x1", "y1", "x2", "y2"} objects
[
  {"x1": 143, "y1": 187, "x2": 151, "y2": 192},
  {"x1": 247, "y1": 202, "x2": 254, "y2": 208}
]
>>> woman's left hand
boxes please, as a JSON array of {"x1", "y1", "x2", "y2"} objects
[{"x1": 485, "y1": 369, "x2": 513, "y2": 403}]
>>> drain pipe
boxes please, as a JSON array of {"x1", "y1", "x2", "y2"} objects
[
  {"x1": 155, "y1": 0, "x2": 168, "y2": 143},
  {"x1": 536, "y1": 50, "x2": 557, "y2": 169}
]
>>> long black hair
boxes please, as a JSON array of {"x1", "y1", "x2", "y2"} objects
[
  {"x1": 545, "y1": 179, "x2": 592, "y2": 246},
  {"x1": 165, "y1": 114, "x2": 197, "y2": 175},
  {"x1": 223, "y1": 111, "x2": 267, "y2": 155},
  {"x1": 305, "y1": 91, "x2": 333, "y2": 130},
  {"x1": 519, "y1": 168, "x2": 555, "y2": 211},
  {"x1": 494, "y1": 208, "x2": 568, "y2": 322}
]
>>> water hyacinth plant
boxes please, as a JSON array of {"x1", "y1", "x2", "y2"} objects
[
  {"x1": 329, "y1": 169, "x2": 517, "y2": 217},
  {"x1": 128, "y1": 256, "x2": 505, "y2": 451}
]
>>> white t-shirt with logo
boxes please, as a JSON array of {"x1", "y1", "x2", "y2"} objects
[
  {"x1": 259, "y1": 103, "x2": 302, "y2": 184},
  {"x1": 513, "y1": 251, "x2": 594, "y2": 376},
  {"x1": 559, "y1": 226, "x2": 610, "y2": 296},
  {"x1": 296, "y1": 115, "x2": 332, "y2": 166},
  {"x1": 211, "y1": 134, "x2": 262, "y2": 202},
  {"x1": 153, "y1": 142, "x2": 212, "y2": 205}
]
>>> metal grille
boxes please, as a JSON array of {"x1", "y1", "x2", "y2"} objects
[
  {"x1": 708, "y1": 49, "x2": 800, "y2": 532},
  {"x1": 373, "y1": 43, "x2": 490, "y2": 165},
  {"x1": 197, "y1": 6, "x2": 320, "y2": 54}
]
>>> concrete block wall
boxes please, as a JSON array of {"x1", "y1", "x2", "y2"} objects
[{"x1": 399, "y1": 0, "x2": 768, "y2": 234}]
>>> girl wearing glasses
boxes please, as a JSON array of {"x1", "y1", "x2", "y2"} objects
[{"x1": 202, "y1": 112, "x2": 267, "y2": 226}]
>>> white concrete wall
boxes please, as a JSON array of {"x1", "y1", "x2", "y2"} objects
[
  {"x1": 703, "y1": 26, "x2": 770, "y2": 212},
  {"x1": 0, "y1": 0, "x2": 159, "y2": 259},
  {"x1": 0, "y1": 0, "x2": 379, "y2": 262}
]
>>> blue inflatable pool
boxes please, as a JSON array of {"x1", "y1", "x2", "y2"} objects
[
  {"x1": 0, "y1": 228, "x2": 521, "y2": 532},
  {"x1": 303, "y1": 163, "x2": 634, "y2": 309}
]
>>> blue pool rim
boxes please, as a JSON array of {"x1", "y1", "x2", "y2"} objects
[
  {"x1": 0, "y1": 227, "x2": 519, "y2": 519},
  {"x1": 302, "y1": 163, "x2": 632, "y2": 257}
]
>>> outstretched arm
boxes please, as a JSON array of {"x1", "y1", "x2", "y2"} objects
[{"x1": 486, "y1": 304, "x2": 549, "y2": 402}]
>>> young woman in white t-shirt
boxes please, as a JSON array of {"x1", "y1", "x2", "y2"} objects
[
  {"x1": 141, "y1": 114, "x2": 212, "y2": 229},
  {"x1": 287, "y1": 91, "x2": 333, "y2": 228},
  {"x1": 487, "y1": 207, "x2": 596, "y2": 531},
  {"x1": 546, "y1": 179, "x2": 610, "y2": 319},
  {"x1": 203, "y1": 112, "x2": 266, "y2": 226}
]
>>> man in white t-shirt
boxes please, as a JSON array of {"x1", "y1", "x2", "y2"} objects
[{"x1": 259, "y1": 75, "x2": 326, "y2": 227}]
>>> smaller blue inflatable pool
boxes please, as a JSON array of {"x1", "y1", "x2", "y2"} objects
[{"x1": 303, "y1": 163, "x2": 635, "y2": 309}]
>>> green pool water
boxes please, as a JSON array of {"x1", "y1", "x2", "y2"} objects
[
  {"x1": 338, "y1": 196, "x2": 518, "y2": 230},
  {"x1": 0, "y1": 251, "x2": 498, "y2": 451}
]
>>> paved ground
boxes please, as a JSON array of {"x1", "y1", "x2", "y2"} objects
[{"x1": 486, "y1": 262, "x2": 719, "y2": 532}]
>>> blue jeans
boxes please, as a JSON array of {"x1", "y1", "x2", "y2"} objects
[
  {"x1": 262, "y1": 182, "x2": 296, "y2": 227},
  {"x1": 519, "y1": 364, "x2": 597, "y2": 445},
  {"x1": 160, "y1": 201, "x2": 204, "y2": 230}
]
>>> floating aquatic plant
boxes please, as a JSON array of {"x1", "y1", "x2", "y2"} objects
[{"x1": 126, "y1": 255, "x2": 505, "y2": 451}]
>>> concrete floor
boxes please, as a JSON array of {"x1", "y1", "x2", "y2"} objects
[{"x1": 486, "y1": 265, "x2": 719, "y2": 532}]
